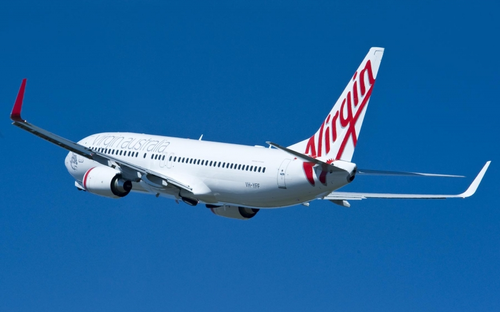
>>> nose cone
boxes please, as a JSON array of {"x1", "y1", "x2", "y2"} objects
[
  {"x1": 65, "y1": 152, "x2": 90, "y2": 182},
  {"x1": 65, "y1": 152, "x2": 76, "y2": 172}
]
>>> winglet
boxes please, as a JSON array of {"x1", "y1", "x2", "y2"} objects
[
  {"x1": 11, "y1": 79, "x2": 27, "y2": 122},
  {"x1": 459, "y1": 161, "x2": 491, "y2": 198}
]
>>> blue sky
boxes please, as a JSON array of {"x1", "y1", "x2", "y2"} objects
[{"x1": 1, "y1": 1, "x2": 499, "y2": 311}]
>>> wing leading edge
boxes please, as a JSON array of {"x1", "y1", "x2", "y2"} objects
[
  {"x1": 10, "y1": 79, "x2": 192, "y2": 193},
  {"x1": 323, "y1": 161, "x2": 491, "y2": 201}
]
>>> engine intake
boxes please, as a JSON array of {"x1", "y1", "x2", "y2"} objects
[{"x1": 83, "y1": 166, "x2": 132, "y2": 198}]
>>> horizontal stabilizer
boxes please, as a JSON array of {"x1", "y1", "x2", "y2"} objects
[
  {"x1": 357, "y1": 168, "x2": 464, "y2": 178},
  {"x1": 267, "y1": 141, "x2": 352, "y2": 173}
]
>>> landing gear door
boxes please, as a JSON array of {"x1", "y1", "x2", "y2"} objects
[{"x1": 277, "y1": 159, "x2": 291, "y2": 189}]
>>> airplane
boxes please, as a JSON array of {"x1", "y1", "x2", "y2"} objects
[{"x1": 10, "y1": 47, "x2": 490, "y2": 220}]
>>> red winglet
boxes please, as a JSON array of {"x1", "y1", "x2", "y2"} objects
[{"x1": 11, "y1": 79, "x2": 27, "y2": 122}]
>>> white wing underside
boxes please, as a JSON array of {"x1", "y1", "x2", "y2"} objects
[{"x1": 323, "y1": 161, "x2": 490, "y2": 201}]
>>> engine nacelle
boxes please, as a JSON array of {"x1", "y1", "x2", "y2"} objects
[
  {"x1": 207, "y1": 205, "x2": 259, "y2": 220},
  {"x1": 83, "y1": 166, "x2": 132, "y2": 198}
]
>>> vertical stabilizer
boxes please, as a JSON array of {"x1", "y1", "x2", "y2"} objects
[{"x1": 289, "y1": 47, "x2": 384, "y2": 163}]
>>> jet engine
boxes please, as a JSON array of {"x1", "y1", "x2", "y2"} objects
[
  {"x1": 83, "y1": 166, "x2": 132, "y2": 198},
  {"x1": 207, "y1": 205, "x2": 259, "y2": 220}
]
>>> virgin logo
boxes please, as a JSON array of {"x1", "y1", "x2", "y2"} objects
[{"x1": 303, "y1": 60, "x2": 376, "y2": 186}]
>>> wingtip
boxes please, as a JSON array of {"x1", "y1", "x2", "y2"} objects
[
  {"x1": 11, "y1": 79, "x2": 27, "y2": 122},
  {"x1": 460, "y1": 161, "x2": 491, "y2": 198}
]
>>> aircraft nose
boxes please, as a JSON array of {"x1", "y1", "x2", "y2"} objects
[
  {"x1": 65, "y1": 152, "x2": 83, "y2": 179},
  {"x1": 64, "y1": 152, "x2": 72, "y2": 171}
]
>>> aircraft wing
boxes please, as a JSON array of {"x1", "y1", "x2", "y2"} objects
[
  {"x1": 323, "y1": 161, "x2": 490, "y2": 202},
  {"x1": 10, "y1": 79, "x2": 192, "y2": 192}
]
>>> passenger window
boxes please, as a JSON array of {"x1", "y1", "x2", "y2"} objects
[
  {"x1": 162, "y1": 155, "x2": 165, "y2": 161},
  {"x1": 250, "y1": 166, "x2": 254, "y2": 171},
  {"x1": 143, "y1": 153, "x2": 147, "y2": 158},
  {"x1": 263, "y1": 168, "x2": 266, "y2": 173}
]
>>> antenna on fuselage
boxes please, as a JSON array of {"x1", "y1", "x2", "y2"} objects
[{"x1": 199, "y1": 134, "x2": 203, "y2": 141}]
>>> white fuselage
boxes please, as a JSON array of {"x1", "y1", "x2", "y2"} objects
[{"x1": 65, "y1": 132, "x2": 355, "y2": 208}]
